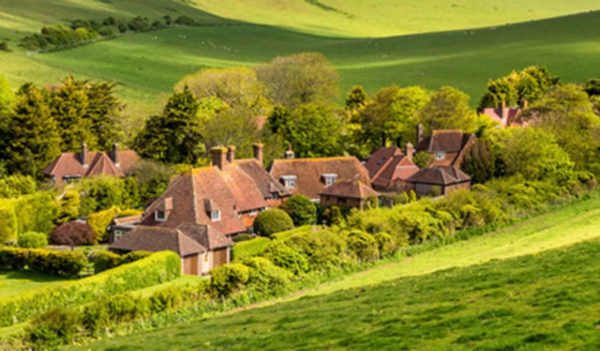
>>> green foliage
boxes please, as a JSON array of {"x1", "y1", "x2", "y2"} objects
[
  {"x1": 345, "y1": 85, "x2": 367, "y2": 111},
  {"x1": 57, "y1": 189, "x2": 80, "y2": 223},
  {"x1": 134, "y1": 86, "x2": 206, "y2": 164},
  {"x1": 0, "y1": 251, "x2": 180, "y2": 327},
  {"x1": 0, "y1": 74, "x2": 14, "y2": 115},
  {"x1": 345, "y1": 230, "x2": 379, "y2": 262},
  {"x1": 126, "y1": 160, "x2": 175, "y2": 206},
  {"x1": 27, "y1": 307, "x2": 80, "y2": 349},
  {"x1": 583, "y1": 78, "x2": 600, "y2": 96},
  {"x1": 263, "y1": 240, "x2": 309, "y2": 275},
  {"x1": 419, "y1": 86, "x2": 479, "y2": 133},
  {"x1": 0, "y1": 205, "x2": 18, "y2": 244},
  {"x1": 280, "y1": 194, "x2": 317, "y2": 226},
  {"x1": 0, "y1": 247, "x2": 87, "y2": 276},
  {"x1": 283, "y1": 228, "x2": 348, "y2": 271},
  {"x1": 87, "y1": 206, "x2": 120, "y2": 242},
  {"x1": 13, "y1": 192, "x2": 59, "y2": 235},
  {"x1": 253, "y1": 209, "x2": 294, "y2": 237},
  {"x1": 372, "y1": 231, "x2": 397, "y2": 257},
  {"x1": 78, "y1": 176, "x2": 138, "y2": 215},
  {"x1": 461, "y1": 139, "x2": 496, "y2": 183},
  {"x1": 256, "y1": 52, "x2": 339, "y2": 109},
  {"x1": 202, "y1": 106, "x2": 262, "y2": 156},
  {"x1": 232, "y1": 233, "x2": 253, "y2": 243},
  {"x1": 50, "y1": 221, "x2": 96, "y2": 246},
  {"x1": 18, "y1": 231, "x2": 48, "y2": 248},
  {"x1": 413, "y1": 151, "x2": 432, "y2": 168},
  {"x1": 2, "y1": 84, "x2": 61, "y2": 178},
  {"x1": 209, "y1": 263, "x2": 251, "y2": 297},
  {"x1": 479, "y1": 66, "x2": 559, "y2": 109},
  {"x1": 0, "y1": 174, "x2": 37, "y2": 198},
  {"x1": 243, "y1": 257, "x2": 291, "y2": 295},
  {"x1": 92, "y1": 250, "x2": 151, "y2": 274}
]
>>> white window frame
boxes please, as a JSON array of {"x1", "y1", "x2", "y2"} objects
[
  {"x1": 210, "y1": 210, "x2": 221, "y2": 222},
  {"x1": 322, "y1": 173, "x2": 338, "y2": 186},
  {"x1": 281, "y1": 175, "x2": 297, "y2": 189},
  {"x1": 155, "y1": 210, "x2": 167, "y2": 222},
  {"x1": 435, "y1": 151, "x2": 446, "y2": 161}
]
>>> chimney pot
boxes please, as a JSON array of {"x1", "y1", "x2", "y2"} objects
[
  {"x1": 227, "y1": 145, "x2": 236, "y2": 163},
  {"x1": 405, "y1": 143, "x2": 414, "y2": 163},
  {"x1": 416, "y1": 124, "x2": 424, "y2": 144},
  {"x1": 284, "y1": 144, "x2": 295, "y2": 159},
  {"x1": 111, "y1": 143, "x2": 120, "y2": 166},
  {"x1": 252, "y1": 143, "x2": 264, "y2": 165},
  {"x1": 211, "y1": 146, "x2": 227, "y2": 170},
  {"x1": 81, "y1": 142, "x2": 89, "y2": 167}
]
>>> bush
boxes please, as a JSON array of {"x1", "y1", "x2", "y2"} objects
[
  {"x1": 232, "y1": 233, "x2": 254, "y2": 243},
  {"x1": 263, "y1": 241, "x2": 309, "y2": 275},
  {"x1": 0, "y1": 174, "x2": 37, "y2": 198},
  {"x1": 0, "y1": 247, "x2": 87, "y2": 276},
  {"x1": 78, "y1": 176, "x2": 139, "y2": 216},
  {"x1": 210, "y1": 263, "x2": 251, "y2": 297},
  {"x1": 13, "y1": 192, "x2": 59, "y2": 235},
  {"x1": 283, "y1": 229, "x2": 349, "y2": 271},
  {"x1": 0, "y1": 205, "x2": 17, "y2": 244},
  {"x1": 50, "y1": 221, "x2": 96, "y2": 246},
  {"x1": 346, "y1": 230, "x2": 379, "y2": 262},
  {"x1": 0, "y1": 251, "x2": 180, "y2": 327},
  {"x1": 253, "y1": 209, "x2": 293, "y2": 237},
  {"x1": 18, "y1": 231, "x2": 48, "y2": 248},
  {"x1": 57, "y1": 189, "x2": 80, "y2": 223},
  {"x1": 87, "y1": 207, "x2": 120, "y2": 242},
  {"x1": 174, "y1": 15, "x2": 196, "y2": 25},
  {"x1": 92, "y1": 250, "x2": 151, "y2": 274},
  {"x1": 27, "y1": 308, "x2": 81, "y2": 349},
  {"x1": 280, "y1": 195, "x2": 317, "y2": 225},
  {"x1": 243, "y1": 257, "x2": 291, "y2": 295},
  {"x1": 373, "y1": 232, "x2": 398, "y2": 257}
]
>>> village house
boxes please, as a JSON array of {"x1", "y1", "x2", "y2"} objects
[
  {"x1": 365, "y1": 143, "x2": 420, "y2": 193},
  {"x1": 319, "y1": 179, "x2": 379, "y2": 210},
  {"x1": 482, "y1": 106, "x2": 526, "y2": 128},
  {"x1": 109, "y1": 223, "x2": 233, "y2": 275},
  {"x1": 270, "y1": 150, "x2": 371, "y2": 202},
  {"x1": 108, "y1": 214, "x2": 142, "y2": 243},
  {"x1": 408, "y1": 166, "x2": 471, "y2": 197},
  {"x1": 415, "y1": 125, "x2": 476, "y2": 168},
  {"x1": 43, "y1": 143, "x2": 139, "y2": 186}
]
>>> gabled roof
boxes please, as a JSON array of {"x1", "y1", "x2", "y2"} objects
[
  {"x1": 177, "y1": 222, "x2": 233, "y2": 250},
  {"x1": 109, "y1": 225, "x2": 206, "y2": 257},
  {"x1": 320, "y1": 179, "x2": 379, "y2": 200},
  {"x1": 482, "y1": 107, "x2": 523, "y2": 128},
  {"x1": 86, "y1": 152, "x2": 123, "y2": 177},
  {"x1": 270, "y1": 156, "x2": 370, "y2": 200},
  {"x1": 235, "y1": 159, "x2": 290, "y2": 198},
  {"x1": 408, "y1": 166, "x2": 471, "y2": 186},
  {"x1": 367, "y1": 146, "x2": 420, "y2": 190},
  {"x1": 364, "y1": 146, "x2": 404, "y2": 178},
  {"x1": 43, "y1": 149, "x2": 139, "y2": 180},
  {"x1": 416, "y1": 130, "x2": 472, "y2": 153}
]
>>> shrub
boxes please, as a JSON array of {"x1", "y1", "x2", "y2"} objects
[
  {"x1": 253, "y1": 209, "x2": 293, "y2": 237},
  {"x1": 232, "y1": 233, "x2": 254, "y2": 243},
  {"x1": 87, "y1": 207, "x2": 120, "y2": 242},
  {"x1": 18, "y1": 231, "x2": 48, "y2": 248},
  {"x1": 174, "y1": 15, "x2": 196, "y2": 26},
  {"x1": 284, "y1": 229, "x2": 349, "y2": 271},
  {"x1": 210, "y1": 263, "x2": 251, "y2": 297},
  {"x1": 92, "y1": 250, "x2": 121, "y2": 273},
  {"x1": 0, "y1": 174, "x2": 37, "y2": 198},
  {"x1": 78, "y1": 176, "x2": 139, "y2": 216},
  {"x1": 243, "y1": 257, "x2": 291, "y2": 295},
  {"x1": 281, "y1": 195, "x2": 317, "y2": 225},
  {"x1": 0, "y1": 251, "x2": 180, "y2": 327},
  {"x1": 346, "y1": 230, "x2": 379, "y2": 262},
  {"x1": 263, "y1": 241, "x2": 309, "y2": 275},
  {"x1": 57, "y1": 189, "x2": 80, "y2": 223},
  {"x1": 0, "y1": 205, "x2": 17, "y2": 244},
  {"x1": 27, "y1": 308, "x2": 81, "y2": 349},
  {"x1": 373, "y1": 232, "x2": 398, "y2": 257},
  {"x1": 50, "y1": 221, "x2": 96, "y2": 246},
  {"x1": 0, "y1": 41, "x2": 10, "y2": 52},
  {"x1": 0, "y1": 247, "x2": 87, "y2": 276},
  {"x1": 13, "y1": 192, "x2": 59, "y2": 235}
]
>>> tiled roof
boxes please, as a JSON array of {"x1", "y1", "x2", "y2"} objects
[
  {"x1": 416, "y1": 130, "x2": 469, "y2": 153},
  {"x1": 408, "y1": 166, "x2": 471, "y2": 186},
  {"x1": 109, "y1": 225, "x2": 206, "y2": 256},
  {"x1": 320, "y1": 179, "x2": 379, "y2": 200},
  {"x1": 177, "y1": 222, "x2": 233, "y2": 250},
  {"x1": 43, "y1": 149, "x2": 139, "y2": 181},
  {"x1": 235, "y1": 160, "x2": 289, "y2": 199},
  {"x1": 482, "y1": 107, "x2": 523, "y2": 127},
  {"x1": 270, "y1": 156, "x2": 371, "y2": 200},
  {"x1": 112, "y1": 214, "x2": 142, "y2": 226},
  {"x1": 364, "y1": 146, "x2": 404, "y2": 178},
  {"x1": 367, "y1": 146, "x2": 420, "y2": 190}
]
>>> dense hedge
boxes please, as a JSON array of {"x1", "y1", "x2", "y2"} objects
[
  {"x1": 280, "y1": 195, "x2": 317, "y2": 225},
  {"x1": 0, "y1": 192, "x2": 59, "y2": 244},
  {"x1": 17, "y1": 231, "x2": 48, "y2": 248},
  {"x1": 87, "y1": 207, "x2": 120, "y2": 242},
  {"x1": 253, "y1": 209, "x2": 294, "y2": 237},
  {"x1": 92, "y1": 250, "x2": 151, "y2": 274},
  {"x1": 0, "y1": 251, "x2": 180, "y2": 327},
  {"x1": 0, "y1": 247, "x2": 87, "y2": 276}
]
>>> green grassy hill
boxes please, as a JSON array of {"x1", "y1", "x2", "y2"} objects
[
  {"x1": 73, "y1": 195, "x2": 600, "y2": 350},
  {"x1": 1, "y1": 2, "x2": 599, "y2": 116}
]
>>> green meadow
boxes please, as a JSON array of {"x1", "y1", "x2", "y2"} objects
[
  {"x1": 72, "y1": 195, "x2": 600, "y2": 350},
  {"x1": 0, "y1": 2, "x2": 599, "y2": 115}
]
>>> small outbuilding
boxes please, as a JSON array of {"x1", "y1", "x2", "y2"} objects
[
  {"x1": 408, "y1": 166, "x2": 471, "y2": 197},
  {"x1": 319, "y1": 179, "x2": 379, "y2": 210}
]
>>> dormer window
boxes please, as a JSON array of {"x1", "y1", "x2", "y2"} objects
[
  {"x1": 435, "y1": 151, "x2": 446, "y2": 161},
  {"x1": 281, "y1": 175, "x2": 297, "y2": 189},
  {"x1": 322, "y1": 173, "x2": 338, "y2": 186},
  {"x1": 210, "y1": 210, "x2": 221, "y2": 222},
  {"x1": 155, "y1": 210, "x2": 167, "y2": 222}
]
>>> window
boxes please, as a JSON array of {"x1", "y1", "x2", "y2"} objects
[
  {"x1": 114, "y1": 230, "x2": 123, "y2": 242},
  {"x1": 322, "y1": 173, "x2": 338, "y2": 186},
  {"x1": 210, "y1": 210, "x2": 221, "y2": 222},
  {"x1": 155, "y1": 210, "x2": 167, "y2": 222},
  {"x1": 281, "y1": 175, "x2": 297, "y2": 189},
  {"x1": 435, "y1": 151, "x2": 446, "y2": 160}
]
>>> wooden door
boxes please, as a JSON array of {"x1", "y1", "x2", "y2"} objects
[
  {"x1": 212, "y1": 248, "x2": 228, "y2": 268},
  {"x1": 183, "y1": 254, "x2": 199, "y2": 275}
]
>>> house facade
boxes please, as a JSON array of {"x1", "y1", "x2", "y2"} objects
[
  {"x1": 270, "y1": 154, "x2": 371, "y2": 202},
  {"x1": 43, "y1": 143, "x2": 139, "y2": 186}
]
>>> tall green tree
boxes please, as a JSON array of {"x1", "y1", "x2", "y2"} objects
[
  {"x1": 134, "y1": 86, "x2": 205, "y2": 164},
  {"x1": 3, "y1": 84, "x2": 61, "y2": 177},
  {"x1": 461, "y1": 139, "x2": 496, "y2": 184},
  {"x1": 419, "y1": 86, "x2": 479, "y2": 133},
  {"x1": 345, "y1": 85, "x2": 368, "y2": 112},
  {"x1": 256, "y1": 52, "x2": 339, "y2": 109},
  {"x1": 203, "y1": 106, "x2": 261, "y2": 158},
  {"x1": 86, "y1": 81, "x2": 124, "y2": 150}
]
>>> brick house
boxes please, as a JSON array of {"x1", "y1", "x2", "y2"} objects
[
  {"x1": 43, "y1": 143, "x2": 139, "y2": 186},
  {"x1": 415, "y1": 126, "x2": 476, "y2": 168},
  {"x1": 365, "y1": 144, "x2": 420, "y2": 193},
  {"x1": 482, "y1": 106, "x2": 525, "y2": 128},
  {"x1": 270, "y1": 153, "x2": 371, "y2": 202},
  {"x1": 319, "y1": 179, "x2": 379, "y2": 210},
  {"x1": 408, "y1": 166, "x2": 471, "y2": 197}
]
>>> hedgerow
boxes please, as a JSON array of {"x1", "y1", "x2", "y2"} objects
[{"x1": 0, "y1": 251, "x2": 180, "y2": 327}]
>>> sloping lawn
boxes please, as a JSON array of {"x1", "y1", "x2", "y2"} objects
[
  {"x1": 0, "y1": 271, "x2": 70, "y2": 300},
  {"x1": 73, "y1": 239, "x2": 600, "y2": 350}
]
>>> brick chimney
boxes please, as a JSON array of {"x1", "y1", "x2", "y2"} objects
[
  {"x1": 416, "y1": 124, "x2": 424, "y2": 145},
  {"x1": 111, "y1": 143, "x2": 120, "y2": 166},
  {"x1": 405, "y1": 143, "x2": 414, "y2": 163},
  {"x1": 211, "y1": 146, "x2": 227, "y2": 170},
  {"x1": 80, "y1": 142, "x2": 88, "y2": 168},
  {"x1": 284, "y1": 144, "x2": 295, "y2": 159},
  {"x1": 227, "y1": 145, "x2": 236, "y2": 163},
  {"x1": 253, "y1": 143, "x2": 264, "y2": 165}
]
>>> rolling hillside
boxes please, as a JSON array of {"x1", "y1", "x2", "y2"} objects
[
  {"x1": 71, "y1": 194, "x2": 600, "y2": 350},
  {"x1": 1, "y1": 1, "x2": 599, "y2": 116}
]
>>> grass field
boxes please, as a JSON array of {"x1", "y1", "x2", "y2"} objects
[
  {"x1": 0, "y1": 270, "x2": 69, "y2": 299},
  {"x1": 72, "y1": 195, "x2": 600, "y2": 350},
  {"x1": 0, "y1": 2, "x2": 599, "y2": 117}
]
